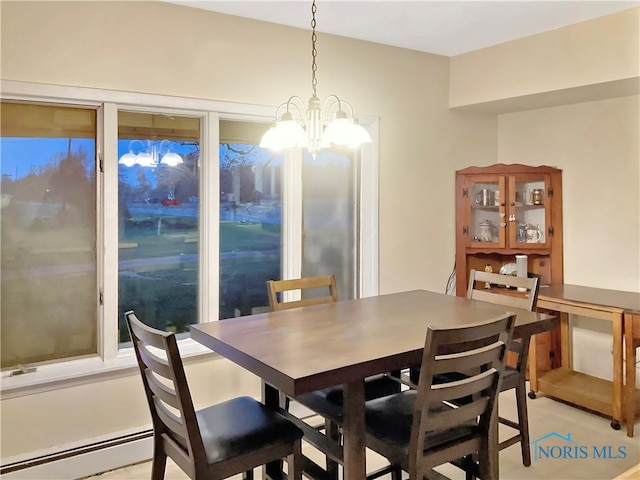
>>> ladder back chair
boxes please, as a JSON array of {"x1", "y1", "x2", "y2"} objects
[
  {"x1": 125, "y1": 310, "x2": 303, "y2": 480},
  {"x1": 265, "y1": 275, "x2": 402, "y2": 479},
  {"x1": 363, "y1": 313, "x2": 516, "y2": 480},
  {"x1": 467, "y1": 269, "x2": 540, "y2": 467},
  {"x1": 408, "y1": 269, "x2": 540, "y2": 468},
  {"x1": 266, "y1": 274, "x2": 339, "y2": 311}
]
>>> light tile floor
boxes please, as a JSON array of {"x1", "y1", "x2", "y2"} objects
[{"x1": 93, "y1": 389, "x2": 640, "y2": 480}]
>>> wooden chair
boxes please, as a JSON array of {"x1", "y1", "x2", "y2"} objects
[
  {"x1": 266, "y1": 274, "x2": 339, "y2": 311},
  {"x1": 125, "y1": 310, "x2": 303, "y2": 480},
  {"x1": 408, "y1": 269, "x2": 540, "y2": 468},
  {"x1": 466, "y1": 269, "x2": 540, "y2": 467},
  {"x1": 265, "y1": 275, "x2": 401, "y2": 478},
  {"x1": 363, "y1": 313, "x2": 515, "y2": 480}
]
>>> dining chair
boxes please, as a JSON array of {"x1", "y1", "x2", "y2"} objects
[
  {"x1": 266, "y1": 274, "x2": 339, "y2": 311},
  {"x1": 363, "y1": 312, "x2": 516, "y2": 480},
  {"x1": 125, "y1": 310, "x2": 303, "y2": 480},
  {"x1": 266, "y1": 275, "x2": 402, "y2": 478},
  {"x1": 408, "y1": 269, "x2": 540, "y2": 468},
  {"x1": 466, "y1": 269, "x2": 540, "y2": 467}
]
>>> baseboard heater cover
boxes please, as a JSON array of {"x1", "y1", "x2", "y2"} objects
[{"x1": 0, "y1": 430, "x2": 153, "y2": 480}]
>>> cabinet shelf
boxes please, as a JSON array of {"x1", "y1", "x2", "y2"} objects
[
  {"x1": 465, "y1": 247, "x2": 551, "y2": 256},
  {"x1": 471, "y1": 205, "x2": 499, "y2": 210}
]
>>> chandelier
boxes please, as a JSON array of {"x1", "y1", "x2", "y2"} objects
[
  {"x1": 259, "y1": 0, "x2": 371, "y2": 159},
  {"x1": 118, "y1": 139, "x2": 184, "y2": 168}
]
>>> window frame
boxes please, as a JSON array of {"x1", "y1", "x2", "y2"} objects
[{"x1": 0, "y1": 80, "x2": 379, "y2": 398}]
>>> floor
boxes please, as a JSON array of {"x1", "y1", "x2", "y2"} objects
[{"x1": 93, "y1": 389, "x2": 640, "y2": 480}]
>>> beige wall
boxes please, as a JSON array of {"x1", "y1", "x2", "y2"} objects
[
  {"x1": 450, "y1": 7, "x2": 640, "y2": 109},
  {"x1": 498, "y1": 96, "x2": 640, "y2": 291},
  {"x1": 1, "y1": 0, "x2": 639, "y2": 464}
]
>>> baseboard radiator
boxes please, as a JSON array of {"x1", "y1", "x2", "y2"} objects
[{"x1": 0, "y1": 430, "x2": 153, "y2": 480}]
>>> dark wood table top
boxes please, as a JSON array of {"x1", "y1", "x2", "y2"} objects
[
  {"x1": 539, "y1": 284, "x2": 640, "y2": 315},
  {"x1": 191, "y1": 289, "x2": 555, "y2": 397}
]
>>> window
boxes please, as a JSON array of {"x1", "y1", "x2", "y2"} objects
[
  {"x1": 303, "y1": 149, "x2": 357, "y2": 301},
  {"x1": 1, "y1": 102, "x2": 98, "y2": 368},
  {"x1": 117, "y1": 111, "x2": 201, "y2": 342},
  {"x1": 0, "y1": 81, "x2": 378, "y2": 387},
  {"x1": 218, "y1": 121, "x2": 283, "y2": 318}
]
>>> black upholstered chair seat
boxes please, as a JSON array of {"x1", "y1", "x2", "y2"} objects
[
  {"x1": 364, "y1": 391, "x2": 479, "y2": 453},
  {"x1": 295, "y1": 374, "x2": 402, "y2": 422},
  {"x1": 190, "y1": 396, "x2": 303, "y2": 465}
]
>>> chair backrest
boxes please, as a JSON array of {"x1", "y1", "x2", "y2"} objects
[
  {"x1": 125, "y1": 310, "x2": 205, "y2": 478},
  {"x1": 466, "y1": 269, "x2": 540, "y2": 311},
  {"x1": 410, "y1": 313, "x2": 516, "y2": 477},
  {"x1": 467, "y1": 269, "x2": 540, "y2": 371},
  {"x1": 266, "y1": 274, "x2": 338, "y2": 311}
]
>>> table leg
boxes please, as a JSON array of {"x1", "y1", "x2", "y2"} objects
[
  {"x1": 625, "y1": 314, "x2": 637, "y2": 437},
  {"x1": 560, "y1": 312, "x2": 572, "y2": 369},
  {"x1": 263, "y1": 381, "x2": 284, "y2": 480},
  {"x1": 343, "y1": 380, "x2": 366, "y2": 480},
  {"x1": 529, "y1": 335, "x2": 539, "y2": 393},
  {"x1": 612, "y1": 312, "x2": 623, "y2": 426}
]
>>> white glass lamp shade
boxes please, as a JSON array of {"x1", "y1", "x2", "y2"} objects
[
  {"x1": 118, "y1": 150, "x2": 138, "y2": 167},
  {"x1": 323, "y1": 117, "x2": 372, "y2": 148},
  {"x1": 160, "y1": 151, "x2": 184, "y2": 166},
  {"x1": 349, "y1": 119, "x2": 372, "y2": 147},
  {"x1": 260, "y1": 119, "x2": 307, "y2": 151},
  {"x1": 259, "y1": 124, "x2": 281, "y2": 150}
]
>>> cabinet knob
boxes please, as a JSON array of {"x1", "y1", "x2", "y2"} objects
[{"x1": 500, "y1": 222, "x2": 506, "y2": 228}]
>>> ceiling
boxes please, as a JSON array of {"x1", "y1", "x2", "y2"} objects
[{"x1": 168, "y1": 1, "x2": 637, "y2": 56}]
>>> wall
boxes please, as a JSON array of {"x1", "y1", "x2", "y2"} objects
[
  {"x1": 449, "y1": 8, "x2": 640, "y2": 109},
  {"x1": 498, "y1": 96, "x2": 640, "y2": 380},
  {"x1": 498, "y1": 97, "x2": 639, "y2": 291},
  {"x1": 0, "y1": 0, "x2": 497, "y2": 462}
]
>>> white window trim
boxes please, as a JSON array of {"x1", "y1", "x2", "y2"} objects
[{"x1": 0, "y1": 80, "x2": 379, "y2": 397}]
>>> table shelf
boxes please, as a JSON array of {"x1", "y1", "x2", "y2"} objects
[{"x1": 537, "y1": 367, "x2": 614, "y2": 416}]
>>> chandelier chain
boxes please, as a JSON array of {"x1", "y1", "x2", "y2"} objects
[
  {"x1": 311, "y1": 0, "x2": 318, "y2": 98},
  {"x1": 259, "y1": 0, "x2": 371, "y2": 156}
]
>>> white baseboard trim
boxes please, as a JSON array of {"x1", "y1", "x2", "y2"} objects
[{"x1": 1, "y1": 434, "x2": 153, "y2": 480}]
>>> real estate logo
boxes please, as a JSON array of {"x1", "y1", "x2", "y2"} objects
[{"x1": 530, "y1": 432, "x2": 627, "y2": 461}]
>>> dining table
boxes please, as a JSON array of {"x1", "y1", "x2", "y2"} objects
[{"x1": 190, "y1": 289, "x2": 556, "y2": 480}]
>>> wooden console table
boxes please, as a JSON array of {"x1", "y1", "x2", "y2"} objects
[{"x1": 531, "y1": 284, "x2": 640, "y2": 437}]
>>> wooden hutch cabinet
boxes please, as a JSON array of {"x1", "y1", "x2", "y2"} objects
[{"x1": 455, "y1": 164, "x2": 563, "y2": 374}]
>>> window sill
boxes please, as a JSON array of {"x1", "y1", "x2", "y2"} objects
[{"x1": 0, "y1": 338, "x2": 216, "y2": 400}]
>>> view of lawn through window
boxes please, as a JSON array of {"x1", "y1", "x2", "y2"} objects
[
  {"x1": 1, "y1": 100, "x2": 360, "y2": 369},
  {"x1": 117, "y1": 114, "x2": 283, "y2": 343},
  {"x1": 219, "y1": 143, "x2": 282, "y2": 319},
  {"x1": 117, "y1": 112, "x2": 201, "y2": 342}
]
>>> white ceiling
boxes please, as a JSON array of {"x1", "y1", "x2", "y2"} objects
[{"x1": 168, "y1": 1, "x2": 637, "y2": 56}]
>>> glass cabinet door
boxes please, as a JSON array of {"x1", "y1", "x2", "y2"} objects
[
  {"x1": 508, "y1": 175, "x2": 550, "y2": 248},
  {"x1": 467, "y1": 176, "x2": 506, "y2": 248}
]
